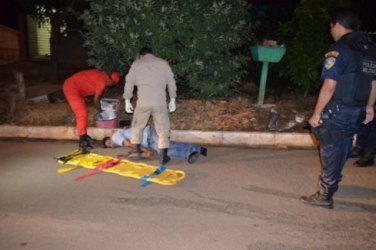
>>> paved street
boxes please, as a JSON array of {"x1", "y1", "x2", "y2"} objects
[{"x1": 0, "y1": 139, "x2": 375, "y2": 250}]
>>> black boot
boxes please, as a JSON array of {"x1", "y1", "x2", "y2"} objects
[
  {"x1": 349, "y1": 145, "x2": 363, "y2": 158},
  {"x1": 128, "y1": 144, "x2": 141, "y2": 160},
  {"x1": 160, "y1": 148, "x2": 170, "y2": 165},
  {"x1": 300, "y1": 189, "x2": 333, "y2": 209},
  {"x1": 354, "y1": 150, "x2": 375, "y2": 167},
  {"x1": 79, "y1": 134, "x2": 94, "y2": 152}
]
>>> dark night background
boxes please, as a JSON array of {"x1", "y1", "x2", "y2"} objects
[
  {"x1": 247, "y1": 0, "x2": 375, "y2": 30},
  {"x1": 0, "y1": 0, "x2": 19, "y2": 29},
  {"x1": 0, "y1": 0, "x2": 375, "y2": 31}
]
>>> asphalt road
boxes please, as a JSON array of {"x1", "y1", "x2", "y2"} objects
[{"x1": 0, "y1": 140, "x2": 375, "y2": 250}]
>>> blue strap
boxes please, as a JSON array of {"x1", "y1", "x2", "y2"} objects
[{"x1": 140, "y1": 165, "x2": 166, "y2": 187}]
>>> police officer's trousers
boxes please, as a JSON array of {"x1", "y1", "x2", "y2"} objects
[{"x1": 318, "y1": 105, "x2": 365, "y2": 195}]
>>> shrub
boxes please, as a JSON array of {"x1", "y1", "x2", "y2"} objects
[
  {"x1": 278, "y1": 0, "x2": 349, "y2": 95},
  {"x1": 80, "y1": 0, "x2": 254, "y2": 99}
]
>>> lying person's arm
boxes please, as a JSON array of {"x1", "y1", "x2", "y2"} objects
[
  {"x1": 140, "y1": 148, "x2": 154, "y2": 158},
  {"x1": 122, "y1": 139, "x2": 154, "y2": 158}
]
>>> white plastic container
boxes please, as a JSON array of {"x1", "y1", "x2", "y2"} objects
[
  {"x1": 96, "y1": 98, "x2": 120, "y2": 128},
  {"x1": 100, "y1": 98, "x2": 120, "y2": 112}
]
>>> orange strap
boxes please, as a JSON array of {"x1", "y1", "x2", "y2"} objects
[{"x1": 75, "y1": 159, "x2": 121, "y2": 181}]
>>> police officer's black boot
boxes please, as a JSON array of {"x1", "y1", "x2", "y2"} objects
[
  {"x1": 349, "y1": 145, "x2": 363, "y2": 158},
  {"x1": 128, "y1": 144, "x2": 141, "y2": 160},
  {"x1": 354, "y1": 150, "x2": 375, "y2": 167},
  {"x1": 300, "y1": 189, "x2": 334, "y2": 209},
  {"x1": 160, "y1": 148, "x2": 170, "y2": 165},
  {"x1": 79, "y1": 134, "x2": 94, "y2": 153}
]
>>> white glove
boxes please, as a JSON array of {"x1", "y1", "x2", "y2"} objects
[
  {"x1": 168, "y1": 98, "x2": 176, "y2": 112},
  {"x1": 125, "y1": 99, "x2": 133, "y2": 113}
]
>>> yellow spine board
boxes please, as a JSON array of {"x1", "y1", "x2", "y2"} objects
[{"x1": 55, "y1": 151, "x2": 185, "y2": 186}]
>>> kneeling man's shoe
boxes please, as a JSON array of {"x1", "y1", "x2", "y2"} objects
[{"x1": 300, "y1": 190, "x2": 333, "y2": 209}]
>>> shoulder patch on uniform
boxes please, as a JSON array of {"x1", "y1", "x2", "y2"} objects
[
  {"x1": 325, "y1": 51, "x2": 339, "y2": 58},
  {"x1": 324, "y1": 57, "x2": 336, "y2": 70}
]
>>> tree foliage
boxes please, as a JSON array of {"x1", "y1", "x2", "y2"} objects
[
  {"x1": 16, "y1": 0, "x2": 73, "y2": 23},
  {"x1": 80, "y1": 0, "x2": 253, "y2": 98},
  {"x1": 278, "y1": 0, "x2": 350, "y2": 95}
]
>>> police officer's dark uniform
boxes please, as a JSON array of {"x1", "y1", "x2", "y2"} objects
[{"x1": 300, "y1": 26, "x2": 376, "y2": 209}]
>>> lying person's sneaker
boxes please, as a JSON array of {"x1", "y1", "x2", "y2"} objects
[
  {"x1": 200, "y1": 147, "x2": 207, "y2": 157},
  {"x1": 188, "y1": 152, "x2": 200, "y2": 164},
  {"x1": 300, "y1": 190, "x2": 333, "y2": 209}
]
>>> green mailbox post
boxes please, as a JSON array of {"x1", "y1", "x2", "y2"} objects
[{"x1": 250, "y1": 46, "x2": 286, "y2": 105}]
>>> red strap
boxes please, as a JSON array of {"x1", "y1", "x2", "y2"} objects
[{"x1": 75, "y1": 159, "x2": 120, "y2": 181}]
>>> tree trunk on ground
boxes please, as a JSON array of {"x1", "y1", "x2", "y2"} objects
[
  {"x1": 3, "y1": 71, "x2": 27, "y2": 120},
  {"x1": 13, "y1": 70, "x2": 26, "y2": 100}
]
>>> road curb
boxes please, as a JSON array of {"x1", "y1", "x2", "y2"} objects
[{"x1": 0, "y1": 125, "x2": 318, "y2": 149}]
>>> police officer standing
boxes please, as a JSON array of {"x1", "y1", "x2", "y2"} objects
[{"x1": 300, "y1": 9, "x2": 376, "y2": 209}]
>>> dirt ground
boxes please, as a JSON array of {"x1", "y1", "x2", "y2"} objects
[{"x1": 0, "y1": 61, "x2": 317, "y2": 132}]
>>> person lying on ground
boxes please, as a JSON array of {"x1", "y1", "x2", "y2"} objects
[{"x1": 102, "y1": 125, "x2": 207, "y2": 164}]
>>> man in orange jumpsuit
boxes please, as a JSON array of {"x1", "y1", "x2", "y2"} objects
[{"x1": 63, "y1": 69, "x2": 120, "y2": 151}]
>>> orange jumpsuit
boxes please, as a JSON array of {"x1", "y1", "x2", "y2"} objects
[{"x1": 62, "y1": 69, "x2": 111, "y2": 136}]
